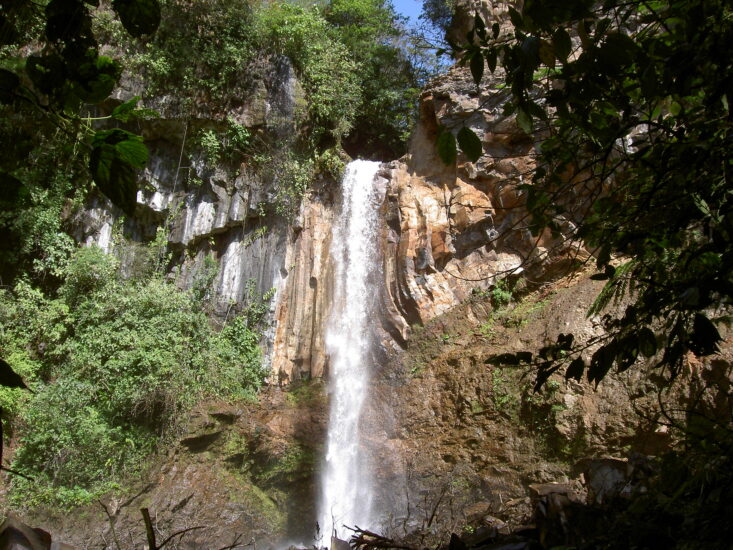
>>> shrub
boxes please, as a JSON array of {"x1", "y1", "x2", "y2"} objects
[
  {"x1": 60, "y1": 245, "x2": 119, "y2": 306},
  {"x1": 211, "y1": 315, "x2": 265, "y2": 400},
  {"x1": 6, "y1": 247, "x2": 268, "y2": 508},
  {"x1": 254, "y1": 2, "x2": 362, "y2": 141},
  {"x1": 11, "y1": 378, "x2": 154, "y2": 506},
  {"x1": 119, "y1": 0, "x2": 259, "y2": 106}
]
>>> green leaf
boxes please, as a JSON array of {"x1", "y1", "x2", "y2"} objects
[
  {"x1": 516, "y1": 108, "x2": 533, "y2": 133},
  {"x1": 520, "y1": 36, "x2": 540, "y2": 68},
  {"x1": 492, "y1": 22, "x2": 500, "y2": 39},
  {"x1": 596, "y1": 243, "x2": 611, "y2": 268},
  {"x1": 486, "y1": 48, "x2": 497, "y2": 73},
  {"x1": 599, "y1": 32, "x2": 637, "y2": 69},
  {"x1": 457, "y1": 127, "x2": 483, "y2": 162},
  {"x1": 112, "y1": 0, "x2": 161, "y2": 37},
  {"x1": 437, "y1": 129, "x2": 457, "y2": 165},
  {"x1": 72, "y1": 55, "x2": 120, "y2": 103},
  {"x1": 90, "y1": 129, "x2": 148, "y2": 216},
  {"x1": 111, "y1": 95, "x2": 142, "y2": 122},
  {"x1": 474, "y1": 13, "x2": 486, "y2": 40},
  {"x1": 552, "y1": 27, "x2": 572, "y2": 61},
  {"x1": 538, "y1": 39, "x2": 555, "y2": 68},
  {"x1": 508, "y1": 7, "x2": 523, "y2": 30},
  {"x1": 45, "y1": 0, "x2": 92, "y2": 43},
  {"x1": 470, "y1": 51, "x2": 484, "y2": 85},
  {"x1": 26, "y1": 55, "x2": 67, "y2": 95}
]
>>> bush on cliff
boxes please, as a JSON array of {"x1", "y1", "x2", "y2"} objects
[{"x1": 1, "y1": 246, "x2": 266, "y2": 508}]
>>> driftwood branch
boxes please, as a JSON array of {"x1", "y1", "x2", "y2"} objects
[
  {"x1": 139, "y1": 506, "x2": 205, "y2": 550},
  {"x1": 157, "y1": 525, "x2": 205, "y2": 549},
  {"x1": 349, "y1": 526, "x2": 419, "y2": 550},
  {"x1": 216, "y1": 533, "x2": 249, "y2": 550}
]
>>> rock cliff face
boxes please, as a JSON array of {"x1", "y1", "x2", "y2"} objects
[
  {"x1": 269, "y1": 63, "x2": 580, "y2": 381},
  {"x1": 74, "y1": 57, "x2": 306, "y2": 367},
  {"x1": 378, "y1": 66, "x2": 573, "y2": 338},
  {"x1": 41, "y1": 9, "x2": 683, "y2": 547},
  {"x1": 269, "y1": 189, "x2": 337, "y2": 383}
]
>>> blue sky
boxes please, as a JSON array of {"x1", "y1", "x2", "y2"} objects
[{"x1": 391, "y1": 0, "x2": 422, "y2": 23}]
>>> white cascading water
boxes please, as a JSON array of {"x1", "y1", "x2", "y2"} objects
[{"x1": 318, "y1": 160, "x2": 382, "y2": 542}]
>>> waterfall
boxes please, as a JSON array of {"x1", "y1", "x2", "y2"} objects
[{"x1": 318, "y1": 160, "x2": 382, "y2": 541}]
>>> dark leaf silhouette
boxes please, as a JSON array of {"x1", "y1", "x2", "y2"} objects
[{"x1": 0, "y1": 358, "x2": 29, "y2": 391}]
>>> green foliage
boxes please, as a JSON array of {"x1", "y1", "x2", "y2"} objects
[
  {"x1": 0, "y1": 106, "x2": 88, "y2": 283},
  {"x1": 324, "y1": 0, "x2": 424, "y2": 158},
  {"x1": 113, "y1": 0, "x2": 161, "y2": 38},
  {"x1": 455, "y1": 0, "x2": 733, "y2": 389},
  {"x1": 419, "y1": 0, "x2": 455, "y2": 39},
  {"x1": 256, "y1": 1, "x2": 362, "y2": 142},
  {"x1": 254, "y1": 444, "x2": 317, "y2": 485},
  {"x1": 89, "y1": 128, "x2": 148, "y2": 217},
  {"x1": 190, "y1": 253, "x2": 219, "y2": 306},
  {"x1": 212, "y1": 315, "x2": 265, "y2": 399},
  {"x1": 117, "y1": 0, "x2": 257, "y2": 105},
  {"x1": 2, "y1": 246, "x2": 267, "y2": 508},
  {"x1": 192, "y1": 119, "x2": 253, "y2": 170},
  {"x1": 195, "y1": 129, "x2": 222, "y2": 166},
  {"x1": 273, "y1": 154, "x2": 315, "y2": 217},
  {"x1": 11, "y1": 379, "x2": 154, "y2": 507},
  {"x1": 490, "y1": 279, "x2": 513, "y2": 308},
  {"x1": 1, "y1": 0, "x2": 159, "y2": 213}
]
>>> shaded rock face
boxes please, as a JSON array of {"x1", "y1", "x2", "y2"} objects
[
  {"x1": 74, "y1": 136, "x2": 289, "y2": 311},
  {"x1": 361, "y1": 274, "x2": 688, "y2": 541},
  {"x1": 71, "y1": 57, "x2": 304, "y2": 368}
]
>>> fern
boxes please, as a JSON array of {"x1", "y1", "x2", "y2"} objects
[{"x1": 587, "y1": 260, "x2": 635, "y2": 317}]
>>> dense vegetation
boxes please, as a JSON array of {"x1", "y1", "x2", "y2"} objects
[
  {"x1": 449, "y1": 0, "x2": 732, "y2": 390},
  {"x1": 0, "y1": 245, "x2": 268, "y2": 507},
  {"x1": 96, "y1": 0, "x2": 429, "y2": 158}
]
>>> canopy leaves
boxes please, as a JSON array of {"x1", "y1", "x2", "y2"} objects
[{"x1": 1, "y1": 0, "x2": 160, "y2": 212}]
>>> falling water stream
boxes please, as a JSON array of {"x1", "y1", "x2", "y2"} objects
[{"x1": 318, "y1": 160, "x2": 383, "y2": 541}]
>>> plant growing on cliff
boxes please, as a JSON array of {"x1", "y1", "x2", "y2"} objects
[
  {"x1": 444, "y1": 0, "x2": 733, "y2": 392},
  {"x1": 1, "y1": 246, "x2": 267, "y2": 508}
]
